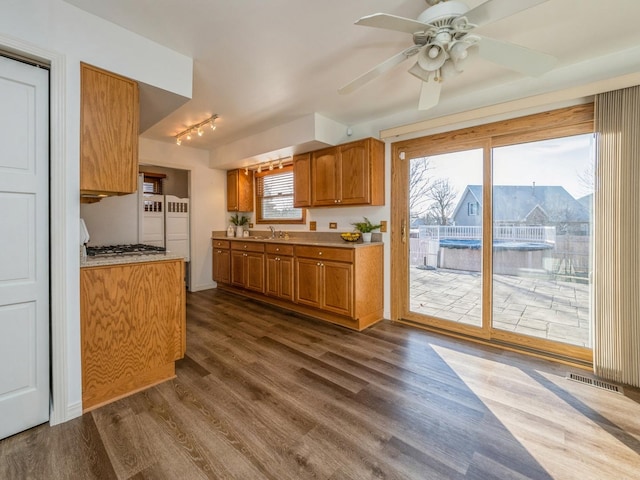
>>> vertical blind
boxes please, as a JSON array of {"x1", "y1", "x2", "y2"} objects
[
  {"x1": 256, "y1": 169, "x2": 302, "y2": 221},
  {"x1": 593, "y1": 85, "x2": 640, "y2": 387}
]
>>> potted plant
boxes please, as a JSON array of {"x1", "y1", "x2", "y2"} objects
[
  {"x1": 351, "y1": 217, "x2": 381, "y2": 242},
  {"x1": 230, "y1": 213, "x2": 249, "y2": 237}
]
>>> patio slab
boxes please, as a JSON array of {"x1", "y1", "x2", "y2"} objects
[{"x1": 409, "y1": 267, "x2": 590, "y2": 348}]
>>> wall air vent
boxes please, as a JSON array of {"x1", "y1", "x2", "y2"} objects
[{"x1": 567, "y1": 373, "x2": 623, "y2": 394}]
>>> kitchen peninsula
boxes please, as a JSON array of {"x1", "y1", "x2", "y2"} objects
[
  {"x1": 212, "y1": 233, "x2": 383, "y2": 331},
  {"x1": 80, "y1": 253, "x2": 186, "y2": 411}
]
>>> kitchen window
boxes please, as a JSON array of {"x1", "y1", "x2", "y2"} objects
[{"x1": 255, "y1": 165, "x2": 305, "y2": 224}]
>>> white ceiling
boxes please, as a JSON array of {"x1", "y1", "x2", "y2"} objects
[{"x1": 64, "y1": 0, "x2": 640, "y2": 158}]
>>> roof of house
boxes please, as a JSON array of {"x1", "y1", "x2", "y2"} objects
[{"x1": 456, "y1": 185, "x2": 590, "y2": 223}]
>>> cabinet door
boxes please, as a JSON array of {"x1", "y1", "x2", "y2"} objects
[
  {"x1": 80, "y1": 63, "x2": 139, "y2": 195},
  {"x1": 279, "y1": 256, "x2": 294, "y2": 301},
  {"x1": 293, "y1": 153, "x2": 311, "y2": 208},
  {"x1": 340, "y1": 140, "x2": 370, "y2": 205},
  {"x1": 245, "y1": 252, "x2": 265, "y2": 293},
  {"x1": 322, "y1": 261, "x2": 353, "y2": 316},
  {"x1": 295, "y1": 258, "x2": 322, "y2": 308},
  {"x1": 266, "y1": 255, "x2": 279, "y2": 297},
  {"x1": 227, "y1": 170, "x2": 239, "y2": 211},
  {"x1": 212, "y1": 249, "x2": 230, "y2": 284},
  {"x1": 311, "y1": 147, "x2": 340, "y2": 206},
  {"x1": 230, "y1": 250, "x2": 246, "y2": 287}
]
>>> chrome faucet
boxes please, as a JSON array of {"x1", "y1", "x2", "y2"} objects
[{"x1": 268, "y1": 226, "x2": 276, "y2": 238}]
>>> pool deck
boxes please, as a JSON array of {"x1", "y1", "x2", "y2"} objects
[{"x1": 409, "y1": 267, "x2": 590, "y2": 347}]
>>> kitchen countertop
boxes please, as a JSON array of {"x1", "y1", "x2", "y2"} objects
[
  {"x1": 211, "y1": 234, "x2": 382, "y2": 248},
  {"x1": 80, "y1": 252, "x2": 185, "y2": 268}
]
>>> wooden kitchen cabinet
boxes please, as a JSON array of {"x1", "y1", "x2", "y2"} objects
[
  {"x1": 227, "y1": 169, "x2": 254, "y2": 212},
  {"x1": 293, "y1": 153, "x2": 311, "y2": 208},
  {"x1": 295, "y1": 246, "x2": 353, "y2": 317},
  {"x1": 310, "y1": 137, "x2": 384, "y2": 207},
  {"x1": 213, "y1": 237, "x2": 383, "y2": 331},
  {"x1": 212, "y1": 239, "x2": 231, "y2": 284},
  {"x1": 265, "y1": 243, "x2": 294, "y2": 301},
  {"x1": 80, "y1": 258, "x2": 185, "y2": 412},
  {"x1": 230, "y1": 241, "x2": 265, "y2": 293},
  {"x1": 80, "y1": 63, "x2": 139, "y2": 197}
]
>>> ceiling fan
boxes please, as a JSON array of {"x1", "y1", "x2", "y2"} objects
[{"x1": 338, "y1": 0, "x2": 557, "y2": 110}]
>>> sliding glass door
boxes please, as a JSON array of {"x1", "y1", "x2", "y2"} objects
[
  {"x1": 392, "y1": 105, "x2": 594, "y2": 360},
  {"x1": 492, "y1": 134, "x2": 594, "y2": 348},
  {"x1": 408, "y1": 149, "x2": 484, "y2": 329}
]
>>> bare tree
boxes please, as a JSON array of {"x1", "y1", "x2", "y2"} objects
[
  {"x1": 409, "y1": 157, "x2": 432, "y2": 218},
  {"x1": 577, "y1": 162, "x2": 595, "y2": 196},
  {"x1": 427, "y1": 178, "x2": 458, "y2": 225}
]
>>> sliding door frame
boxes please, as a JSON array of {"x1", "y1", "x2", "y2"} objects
[{"x1": 391, "y1": 104, "x2": 595, "y2": 363}]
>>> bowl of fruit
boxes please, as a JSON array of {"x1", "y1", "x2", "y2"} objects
[{"x1": 340, "y1": 232, "x2": 361, "y2": 243}]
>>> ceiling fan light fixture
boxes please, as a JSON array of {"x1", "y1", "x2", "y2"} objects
[{"x1": 418, "y1": 41, "x2": 447, "y2": 71}]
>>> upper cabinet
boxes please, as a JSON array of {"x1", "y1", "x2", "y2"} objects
[
  {"x1": 80, "y1": 63, "x2": 139, "y2": 197},
  {"x1": 227, "y1": 168, "x2": 254, "y2": 212},
  {"x1": 310, "y1": 137, "x2": 384, "y2": 207},
  {"x1": 293, "y1": 153, "x2": 311, "y2": 208}
]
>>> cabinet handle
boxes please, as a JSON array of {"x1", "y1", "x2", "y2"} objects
[
  {"x1": 276, "y1": 247, "x2": 280, "y2": 252},
  {"x1": 243, "y1": 253, "x2": 248, "y2": 257},
  {"x1": 318, "y1": 251, "x2": 323, "y2": 256},
  {"x1": 316, "y1": 262, "x2": 321, "y2": 266},
  {"x1": 217, "y1": 250, "x2": 221, "y2": 253},
  {"x1": 243, "y1": 245, "x2": 247, "y2": 249},
  {"x1": 401, "y1": 220, "x2": 407, "y2": 244}
]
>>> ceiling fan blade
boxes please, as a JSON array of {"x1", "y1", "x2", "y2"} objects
[
  {"x1": 477, "y1": 36, "x2": 557, "y2": 76},
  {"x1": 355, "y1": 13, "x2": 429, "y2": 35},
  {"x1": 419, "y1": 78, "x2": 442, "y2": 111},
  {"x1": 465, "y1": 0, "x2": 549, "y2": 28},
  {"x1": 338, "y1": 46, "x2": 419, "y2": 95}
]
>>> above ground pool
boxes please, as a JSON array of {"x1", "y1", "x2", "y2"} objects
[{"x1": 439, "y1": 238, "x2": 554, "y2": 251}]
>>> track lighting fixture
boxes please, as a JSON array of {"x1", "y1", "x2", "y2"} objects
[
  {"x1": 242, "y1": 157, "x2": 292, "y2": 174},
  {"x1": 175, "y1": 114, "x2": 218, "y2": 146}
]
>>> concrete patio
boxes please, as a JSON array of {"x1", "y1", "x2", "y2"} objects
[{"x1": 409, "y1": 267, "x2": 590, "y2": 347}]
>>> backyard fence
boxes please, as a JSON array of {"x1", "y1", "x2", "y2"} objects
[{"x1": 415, "y1": 225, "x2": 556, "y2": 244}]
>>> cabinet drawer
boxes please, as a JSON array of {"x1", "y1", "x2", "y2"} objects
[
  {"x1": 212, "y1": 239, "x2": 230, "y2": 249},
  {"x1": 295, "y1": 245, "x2": 353, "y2": 262},
  {"x1": 265, "y1": 243, "x2": 294, "y2": 256},
  {"x1": 231, "y1": 241, "x2": 265, "y2": 253}
]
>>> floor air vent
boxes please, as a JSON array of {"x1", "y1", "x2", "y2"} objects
[{"x1": 567, "y1": 373, "x2": 623, "y2": 394}]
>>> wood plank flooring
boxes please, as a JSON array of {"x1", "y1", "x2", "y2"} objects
[{"x1": 2, "y1": 288, "x2": 640, "y2": 479}]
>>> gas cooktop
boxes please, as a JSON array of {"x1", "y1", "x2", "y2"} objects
[{"x1": 86, "y1": 244, "x2": 166, "y2": 257}]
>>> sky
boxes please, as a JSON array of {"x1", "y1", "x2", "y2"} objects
[{"x1": 414, "y1": 133, "x2": 595, "y2": 209}]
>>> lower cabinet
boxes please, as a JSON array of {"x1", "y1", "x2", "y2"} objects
[
  {"x1": 212, "y1": 240, "x2": 231, "y2": 283},
  {"x1": 80, "y1": 258, "x2": 185, "y2": 412},
  {"x1": 265, "y1": 243, "x2": 294, "y2": 301},
  {"x1": 295, "y1": 258, "x2": 352, "y2": 317},
  {"x1": 213, "y1": 237, "x2": 383, "y2": 331},
  {"x1": 230, "y1": 242, "x2": 265, "y2": 293}
]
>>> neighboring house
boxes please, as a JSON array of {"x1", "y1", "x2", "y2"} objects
[{"x1": 452, "y1": 184, "x2": 590, "y2": 234}]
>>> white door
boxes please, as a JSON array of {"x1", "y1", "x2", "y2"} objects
[{"x1": 0, "y1": 55, "x2": 49, "y2": 439}]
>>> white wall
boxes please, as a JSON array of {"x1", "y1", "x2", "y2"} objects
[
  {"x1": 139, "y1": 138, "x2": 226, "y2": 292},
  {"x1": 0, "y1": 0, "x2": 193, "y2": 420}
]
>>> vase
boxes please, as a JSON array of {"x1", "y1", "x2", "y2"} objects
[
  {"x1": 361, "y1": 232, "x2": 372, "y2": 242},
  {"x1": 236, "y1": 225, "x2": 244, "y2": 237}
]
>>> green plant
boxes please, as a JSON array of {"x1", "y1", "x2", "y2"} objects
[
  {"x1": 351, "y1": 217, "x2": 381, "y2": 233},
  {"x1": 230, "y1": 213, "x2": 249, "y2": 226}
]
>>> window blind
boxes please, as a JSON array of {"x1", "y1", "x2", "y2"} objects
[{"x1": 256, "y1": 168, "x2": 303, "y2": 222}]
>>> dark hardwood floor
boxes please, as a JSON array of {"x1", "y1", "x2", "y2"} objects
[{"x1": 2, "y1": 288, "x2": 640, "y2": 479}]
